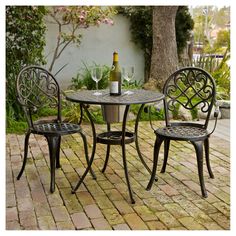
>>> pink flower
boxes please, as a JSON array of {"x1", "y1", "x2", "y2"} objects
[
  {"x1": 80, "y1": 10, "x2": 86, "y2": 15},
  {"x1": 56, "y1": 6, "x2": 66, "y2": 12},
  {"x1": 108, "y1": 19, "x2": 114, "y2": 25},
  {"x1": 102, "y1": 18, "x2": 114, "y2": 25},
  {"x1": 79, "y1": 15, "x2": 85, "y2": 21},
  {"x1": 103, "y1": 18, "x2": 109, "y2": 24}
]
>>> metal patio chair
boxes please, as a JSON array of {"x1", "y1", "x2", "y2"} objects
[
  {"x1": 16, "y1": 65, "x2": 95, "y2": 193},
  {"x1": 146, "y1": 67, "x2": 219, "y2": 197}
]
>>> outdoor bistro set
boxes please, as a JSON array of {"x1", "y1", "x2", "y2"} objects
[{"x1": 16, "y1": 65, "x2": 219, "y2": 204}]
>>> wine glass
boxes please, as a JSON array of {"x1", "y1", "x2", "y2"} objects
[
  {"x1": 122, "y1": 66, "x2": 134, "y2": 95},
  {"x1": 91, "y1": 66, "x2": 103, "y2": 96}
]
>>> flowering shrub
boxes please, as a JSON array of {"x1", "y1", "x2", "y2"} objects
[{"x1": 47, "y1": 6, "x2": 117, "y2": 72}]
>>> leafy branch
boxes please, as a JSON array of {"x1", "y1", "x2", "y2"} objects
[{"x1": 46, "y1": 6, "x2": 117, "y2": 72}]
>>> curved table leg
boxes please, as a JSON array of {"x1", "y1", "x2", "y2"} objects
[
  {"x1": 79, "y1": 131, "x2": 96, "y2": 179},
  {"x1": 134, "y1": 104, "x2": 158, "y2": 181},
  {"x1": 78, "y1": 103, "x2": 83, "y2": 125},
  {"x1": 72, "y1": 103, "x2": 97, "y2": 193},
  {"x1": 101, "y1": 123, "x2": 111, "y2": 173},
  {"x1": 122, "y1": 105, "x2": 135, "y2": 204}
]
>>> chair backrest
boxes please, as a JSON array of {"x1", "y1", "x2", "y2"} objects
[
  {"x1": 16, "y1": 65, "x2": 61, "y2": 128},
  {"x1": 163, "y1": 67, "x2": 216, "y2": 128}
]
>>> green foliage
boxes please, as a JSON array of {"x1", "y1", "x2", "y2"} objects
[
  {"x1": 63, "y1": 102, "x2": 83, "y2": 124},
  {"x1": 192, "y1": 13, "x2": 230, "y2": 101},
  {"x1": 212, "y1": 51, "x2": 230, "y2": 100},
  {"x1": 33, "y1": 107, "x2": 58, "y2": 119},
  {"x1": 130, "y1": 105, "x2": 165, "y2": 121},
  {"x1": 63, "y1": 101, "x2": 105, "y2": 125},
  {"x1": 117, "y1": 6, "x2": 152, "y2": 79},
  {"x1": 213, "y1": 6, "x2": 230, "y2": 28},
  {"x1": 175, "y1": 7, "x2": 194, "y2": 56},
  {"x1": 213, "y1": 30, "x2": 230, "y2": 52},
  {"x1": 89, "y1": 109, "x2": 105, "y2": 124},
  {"x1": 203, "y1": 30, "x2": 230, "y2": 55},
  {"x1": 169, "y1": 101, "x2": 199, "y2": 120},
  {"x1": 193, "y1": 55, "x2": 221, "y2": 72},
  {"x1": 7, "y1": 107, "x2": 61, "y2": 134},
  {"x1": 192, "y1": 6, "x2": 230, "y2": 50},
  {"x1": 118, "y1": 6, "x2": 194, "y2": 79},
  {"x1": 213, "y1": 70, "x2": 230, "y2": 100},
  {"x1": 71, "y1": 61, "x2": 142, "y2": 89},
  {"x1": 6, "y1": 119, "x2": 28, "y2": 134},
  {"x1": 122, "y1": 80, "x2": 143, "y2": 89},
  {"x1": 6, "y1": 6, "x2": 47, "y2": 123},
  {"x1": 190, "y1": 107, "x2": 199, "y2": 120},
  {"x1": 193, "y1": 48, "x2": 230, "y2": 100},
  {"x1": 70, "y1": 62, "x2": 110, "y2": 90},
  {"x1": 171, "y1": 103, "x2": 180, "y2": 119}
]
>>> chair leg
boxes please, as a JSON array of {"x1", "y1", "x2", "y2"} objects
[
  {"x1": 192, "y1": 141, "x2": 208, "y2": 198},
  {"x1": 160, "y1": 139, "x2": 170, "y2": 173},
  {"x1": 46, "y1": 136, "x2": 60, "y2": 193},
  {"x1": 204, "y1": 138, "x2": 214, "y2": 178},
  {"x1": 146, "y1": 137, "x2": 163, "y2": 191},
  {"x1": 55, "y1": 136, "x2": 61, "y2": 169},
  {"x1": 17, "y1": 131, "x2": 31, "y2": 180}
]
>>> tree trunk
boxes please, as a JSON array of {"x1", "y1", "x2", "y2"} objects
[{"x1": 149, "y1": 6, "x2": 179, "y2": 90}]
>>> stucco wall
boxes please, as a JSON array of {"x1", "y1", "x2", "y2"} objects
[{"x1": 44, "y1": 15, "x2": 145, "y2": 89}]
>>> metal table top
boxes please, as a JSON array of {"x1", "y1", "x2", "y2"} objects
[{"x1": 65, "y1": 89, "x2": 164, "y2": 105}]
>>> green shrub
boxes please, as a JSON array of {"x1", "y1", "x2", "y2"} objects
[
  {"x1": 6, "y1": 119, "x2": 28, "y2": 134},
  {"x1": 70, "y1": 62, "x2": 110, "y2": 90},
  {"x1": 6, "y1": 6, "x2": 47, "y2": 124},
  {"x1": 192, "y1": 49, "x2": 230, "y2": 100},
  {"x1": 122, "y1": 80, "x2": 143, "y2": 89},
  {"x1": 131, "y1": 104, "x2": 165, "y2": 121},
  {"x1": 190, "y1": 107, "x2": 199, "y2": 120}
]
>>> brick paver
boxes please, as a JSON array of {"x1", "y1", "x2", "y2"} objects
[
  {"x1": 91, "y1": 217, "x2": 112, "y2": 230},
  {"x1": 6, "y1": 121, "x2": 230, "y2": 230},
  {"x1": 84, "y1": 204, "x2": 103, "y2": 219},
  {"x1": 71, "y1": 212, "x2": 92, "y2": 229}
]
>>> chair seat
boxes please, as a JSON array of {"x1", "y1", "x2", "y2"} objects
[
  {"x1": 33, "y1": 122, "x2": 81, "y2": 135},
  {"x1": 155, "y1": 125, "x2": 209, "y2": 141}
]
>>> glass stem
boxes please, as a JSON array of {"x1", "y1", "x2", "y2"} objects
[{"x1": 96, "y1": 81, "x2": 98, "y2": 92}]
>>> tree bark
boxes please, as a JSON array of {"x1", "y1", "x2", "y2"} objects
[{"x1": 149, "y1": 6, "x2": 179, "y2": 90}]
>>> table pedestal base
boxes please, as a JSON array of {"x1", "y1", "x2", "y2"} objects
[{"x1": 72, "y1": 104, "x2": 157, "y2": 204}]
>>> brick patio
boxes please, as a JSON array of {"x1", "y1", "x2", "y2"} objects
[{"x1": 6, "y1": 120, "x2": 230, "y2": 230}]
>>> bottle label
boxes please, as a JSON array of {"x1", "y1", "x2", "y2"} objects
[{"x1": 110, "y1": 81, "x2": 119, "y2": 94}]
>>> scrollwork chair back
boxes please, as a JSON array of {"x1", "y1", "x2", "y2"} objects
[
  {"x1": 16, "y1": 65, "x2": 61, "y2": 128},
  {"x1": 163, "y1": 67, "x2": 216, "y2": 127}
]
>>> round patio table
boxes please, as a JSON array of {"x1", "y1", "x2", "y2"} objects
[{"x1": 66, "y1": 89, "x2": 164, "y2": 203}]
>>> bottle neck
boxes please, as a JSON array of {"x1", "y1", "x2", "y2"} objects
[
  {"x1": 113, "y1": 52, "x2": 118, "y2": 63},
  {"x1": 113, "y1": 61, "x2": 119, "y2": 66}
]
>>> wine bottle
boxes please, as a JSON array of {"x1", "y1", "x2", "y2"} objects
[{"x1": 109, "y1": 52, "x2": 121, "y2": 96}]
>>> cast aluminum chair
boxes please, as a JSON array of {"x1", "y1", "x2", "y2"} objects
[
  {"x1": 16, "y1": 65, "x2": 95, "y2": 193},
  {"x1": 146, "y1": 67, "x2": 219, "y2": 198}
]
